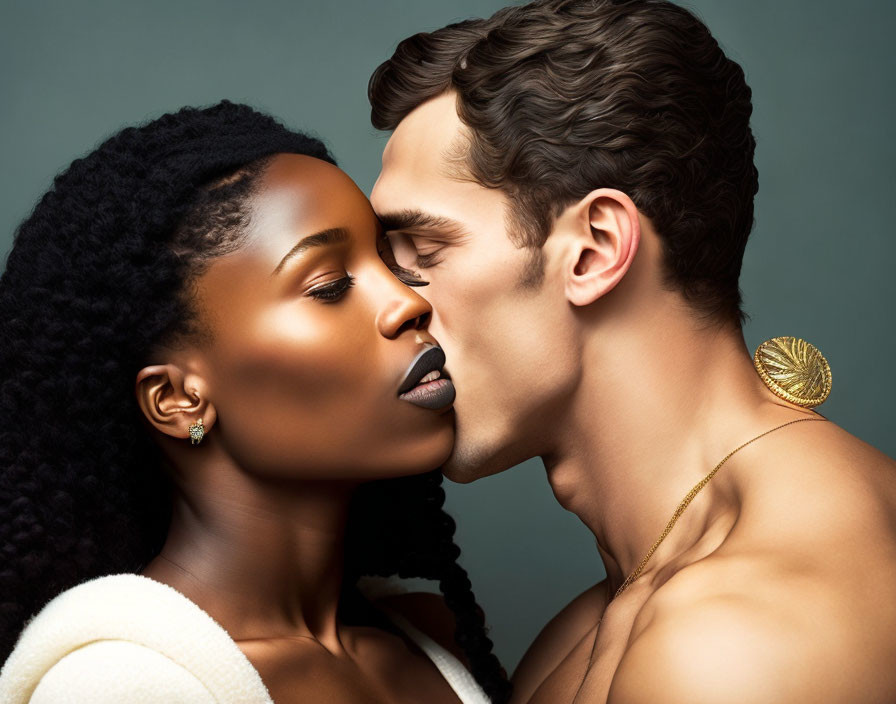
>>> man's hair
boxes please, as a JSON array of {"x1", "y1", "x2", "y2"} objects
[{"x1": 369, "y1": 0, "x2": 758, "y2": 325}]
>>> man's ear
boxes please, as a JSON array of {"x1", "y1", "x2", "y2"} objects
[
  {"x1": 563, "y1": 188, "x2": 641, "y2": 307},
  {"x1": 135, "y1": 364, "x2": 216, "y2": 443}
]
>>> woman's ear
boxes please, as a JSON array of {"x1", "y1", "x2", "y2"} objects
[
  {"x1": 563, "y1": 188, "x2": 641, "y2": 307},
  {"x1": 135, "y1": 364, "x2": 216, "y2": 443}
]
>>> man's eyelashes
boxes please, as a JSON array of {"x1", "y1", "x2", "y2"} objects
[
  {"x1": 390, "y1": 264, "x2": 429, "y2": 287},
  {"x1": 414, "y1": 251, "x2": 443, "y2": 269},
  {"x1": 378, "y1": 232, "x2": 432, "y2": 285}
]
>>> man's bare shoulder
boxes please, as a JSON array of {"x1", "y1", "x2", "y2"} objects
[
  {"x1": 603, "y1": 423, "x2": 896, "y2": 703},
  {"x1": 607, "y1": 588, "x2": 895, "y2": 704},
  {"x1": 606, "y1": 594, "x2": 817, "y2": 704},
  {"x1": 729, "y1": 419, "x2": 896, "y2": 562},
  {"x1": 512, "y1": 581, "x2": 609, "y2": 702},
  {"x1": 609, "y1": 526, "x2": 896, "y2": 704},
  {"x1": 768, "y1": 416, "x2": 895, "y2": 490}
]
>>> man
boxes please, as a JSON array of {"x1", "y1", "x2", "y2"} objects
[{"x1": 367, "y1": 1, "x2": 896, "y2": 702}]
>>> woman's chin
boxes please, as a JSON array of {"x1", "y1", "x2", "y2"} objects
[{"x1": 371, "y1": 423, "x2": 456, "y2": 480}]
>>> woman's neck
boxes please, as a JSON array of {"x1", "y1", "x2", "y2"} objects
[{"x1": 140, "y1": 465, "x2": 354, "y2": 653}]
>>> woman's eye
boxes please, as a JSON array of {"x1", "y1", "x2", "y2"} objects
[{"x1": 306, "y1": 275, "x2": 355, "y2": 302}]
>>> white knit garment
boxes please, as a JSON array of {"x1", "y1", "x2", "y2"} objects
[
  {"x1": 358, "y1": 576, "x2": 492, "y2": 704},
  {"x1": 0, "y1": 573, "x2": 492, "y2": 704},
  {"x1": 0, "y1": 573, "x2": 273, "y2": 704}
]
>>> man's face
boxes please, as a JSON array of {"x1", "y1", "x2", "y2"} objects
[{"x1": 370, "y1": 93, "x2": 580, "y2": 482}]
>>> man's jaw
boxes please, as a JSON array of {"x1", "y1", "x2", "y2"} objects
[{"x1": 441, "y1": 430, "x2": 533, "y2": 483}]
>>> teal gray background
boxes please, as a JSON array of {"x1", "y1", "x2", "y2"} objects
[{"x1": 2, "y1": 0, "x2": 894, "y2": 670}]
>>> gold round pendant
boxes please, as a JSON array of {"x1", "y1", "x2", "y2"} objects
[{"x1": 753, "y1": 337, "x2": 832, "y2": 408}]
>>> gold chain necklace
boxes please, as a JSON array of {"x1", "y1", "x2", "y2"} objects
[
  {"x1": 612, "y1": 415, "x2": 826, "y2": 598},
  {"x1": 570, "y1": 414, "x2": 827, "y2": 704}
]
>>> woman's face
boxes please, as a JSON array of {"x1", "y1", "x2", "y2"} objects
[{"x1": 191, "y1": 154, "x2": 455, "y2": 480}]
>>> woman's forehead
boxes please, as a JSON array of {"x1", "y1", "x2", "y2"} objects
[{"x1": 253, "y1": 153, "x2": 373, "y2": 234}]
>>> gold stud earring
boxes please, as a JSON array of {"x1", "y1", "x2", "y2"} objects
[
  {"x1": 188, "y1": 418, "x2": 205, "y2": 445},
  {"x1": 753, "y1": 336, "x2": 832, "y2": 408}
]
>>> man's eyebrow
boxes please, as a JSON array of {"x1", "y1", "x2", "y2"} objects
[
  {"x1": 377, "y1": 209, "x2": 465, "y2": 236},
  {"x1": 271, "y1": 227, "x2": 350, "y2": 276}
]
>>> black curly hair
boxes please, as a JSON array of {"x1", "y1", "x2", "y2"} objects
[{"x1": 0, "y1": 100, "x2": 510, "y2": 703}]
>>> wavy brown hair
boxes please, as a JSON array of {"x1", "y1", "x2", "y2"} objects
[{"x1": 369, "y1": 0, "x2": 758, "y2": 325}]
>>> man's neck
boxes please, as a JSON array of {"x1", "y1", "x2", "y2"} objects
[{"x1": 542, "y1": 315, "x2": 812, "y2": 594}]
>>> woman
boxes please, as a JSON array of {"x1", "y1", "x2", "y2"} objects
[{"x1": 0, "y1": 101, "x2": 511, "y2": 703}]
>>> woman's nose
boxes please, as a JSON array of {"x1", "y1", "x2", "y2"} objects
[{"x1": 376, "y1": 282, "x2": 432, "y2": 339}]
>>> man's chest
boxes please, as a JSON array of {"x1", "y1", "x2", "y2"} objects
[{"x1": 523, "y1": 603, "x2": 643, "y2": 704}]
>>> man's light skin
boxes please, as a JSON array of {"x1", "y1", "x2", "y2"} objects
[{"x1": 371, "y1": 92, "x2": 896, "y2": 703}]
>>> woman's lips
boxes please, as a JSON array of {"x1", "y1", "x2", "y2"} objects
[
  {"x1": 398, "y1": 345, "x2": 446, "y2": 394},
  {"x1": 398, "y1": 376, "x2": 456, "y2": 410},
  {"x1": 397, "y1": 345, "x2": 456, "y2": 410}
]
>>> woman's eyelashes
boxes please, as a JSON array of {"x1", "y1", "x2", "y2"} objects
[
  {"x1": 302, "y1": 232, "x2": 438, "y2": 303},
  {"x1": 306, "y1": 275, "x2": 356, "y2": 302}
]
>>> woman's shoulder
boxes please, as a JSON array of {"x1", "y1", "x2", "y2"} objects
[
  {"x1": 0, "y1": 573, "x2": 272, "y2": 704},
  {"x1": 369, "y1": 588, "x2": 495, "y2": 704},
  {"x1": 377, "y1": 592, "x2": 469, "y2": 667},
  {"x1": 28, "y1": 639, "x2": 216, "y2": 703},
  {"x1": 357, "y1": 576, "x2": 466, "y2": 663},
  {"x1": 374, "y1": 591, "x2": 467, "y2": 663}
]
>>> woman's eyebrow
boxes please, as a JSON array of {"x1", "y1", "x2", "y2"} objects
[
  {"x1": 272, "y1": 227, "x2": 350, "y2": 276},
  {"x1": 377, "y1": 209, "x2": 465, "y2": 237}
]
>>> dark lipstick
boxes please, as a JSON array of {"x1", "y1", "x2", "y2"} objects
[{"x1": 397, "y1": 345, "x2": 456, "y2": 410}]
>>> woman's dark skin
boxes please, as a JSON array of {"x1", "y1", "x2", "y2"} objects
[{"x1": 137, "y1": 154, "x2": 464, "y2": 704}]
